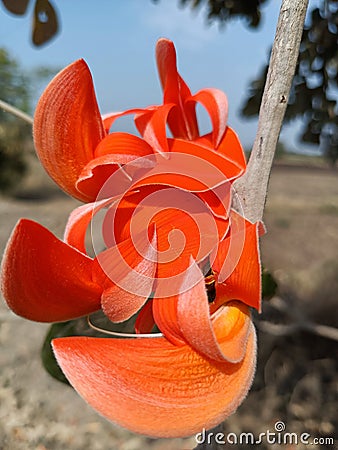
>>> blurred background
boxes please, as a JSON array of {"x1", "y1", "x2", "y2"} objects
[{"x1": 0, "y1": 1, "x2": 337, "y2": 449}]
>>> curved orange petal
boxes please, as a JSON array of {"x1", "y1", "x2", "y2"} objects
[
  {"x1": 212, "y1": 211, "x2": 262, "y2": 312},
  {"x1": 52, "y1": 317, "x2": 256, "y2": 437},
  {"x1": 175, "y1": 261, "x2": 252, "y2": 363},
  {"x1": 152, "y1": 295, "x2": 185, "y2": 346},
  {"x1": 64, "y1": 198, "x2": 114, "y2": 253},
  {"x1": 102, "y1": 107, "x2": 151, "y2": 133},
  {"x1": 134, "y1": 300, "x2": 155, "y2": 334},
  {"x1": 216, "y1": 126, "x2": 246, "y2": 170},
  {"x1": 189, "y1": 88, "x2": 228, "y2": 147},
  {"x1": 198, "y1": 185, "x2": 231, "y2": 221},
  {"x1": 93, "y1": 232, "x2": 157, "y2": 322},
  {"x1": 109, "y1": 186, "x2": 218, "y2": 264},
  {"x1": 134, "y1": 103, "x2": 174, "y2": 154},
  {"x1": 131, "y1": 139, "x2": 243, "y2": 195},
  {"x1": 169, "y1": 138, "x2": 244, "y2": 184},
  {"x1": 156, "y1": 38, "x2": 199, "y2": 140},
  {"x1": 0, "y1": 219, "x2": 102, "y2": 322},
  {"x1": 33, "y1": 59, "x2": 105, "y2": 201},
  {"x1": 94, "y1": 132, "x2": 153, "y2": 158},
  {"x1": 195, "y1": 126, "x2": 246, "y2": 175},
  {"x1": 76, "y1": 155, "x2": 132, "y2": 200}
]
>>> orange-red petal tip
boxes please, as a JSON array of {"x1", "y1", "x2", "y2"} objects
[
  {"x1": 0, "y1": 219, "x2": 102, "y2": 322},
  {"x1": 33, "y1": 59, "x2": 105, "y2": 201}
]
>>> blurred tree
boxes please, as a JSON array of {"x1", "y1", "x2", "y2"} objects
[
  {"x1": 0, "y1": 47, "x2": 58, "y2": 193},
  {"x1": 240, "y1": 0, "x2": 338, "y2": 165},
  {"x1": 155, "y1": 0, "x2": 269, "y2": 27},
  {"x1": 274, "y1": 140, "x2": 288, "y2": 160},
  {"x1": 0, "y1": 48, "x2": 31, "y2": 192}
]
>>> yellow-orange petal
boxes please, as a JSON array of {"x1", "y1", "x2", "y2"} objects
[
  {"x1": 153, "y1": 260, "x2": 252, "y2": 362},
  {"x1": 0, "y1": 219, "x2": 102, "y2": 322},
  {"x1": 176, "y1": 270, "x2": 252, "y2": 363},
  {"x1": 52, "y1": 317, "x2": 256, "y2": 438},
  {"x1": 33, "y1": 59, "x2": 105, "y2": 201}
]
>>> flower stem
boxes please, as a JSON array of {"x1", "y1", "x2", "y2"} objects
[{"x1": 0, "y1": 99, "x2": 33, "y2": 125}]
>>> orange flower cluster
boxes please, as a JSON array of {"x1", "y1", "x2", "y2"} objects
[{"x1": 1, "y1": 39, "x2": 263, "y2": 438}]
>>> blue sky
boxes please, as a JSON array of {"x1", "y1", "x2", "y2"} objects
[{"x1": 0, "y1": 0, "x2": 309, "y2": 151}]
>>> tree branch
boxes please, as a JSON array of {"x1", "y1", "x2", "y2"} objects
[
  {"x1": 234, "y1": 0, "x2": 309, "y2": 223},
  {"x1": 0, "y1": 99, "x2": 33, "y2": 125},
  {"x1": 257, "y1": 296, "x2": 338, "y2": 342}
]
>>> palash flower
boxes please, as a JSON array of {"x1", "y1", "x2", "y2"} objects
[
  {"x1": 33, "y1": 37, "x2": 245, "y2": 203},
  {"x1": 1, "y1": 207, "x2": 262, "y2": 437},
  {"x1": 0, "y1": 37, "x2": 264, "y2": 438}
]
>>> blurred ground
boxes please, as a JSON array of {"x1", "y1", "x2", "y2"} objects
[{"x1": 0, "y1": 155, "x2": 337, "y2": 449}]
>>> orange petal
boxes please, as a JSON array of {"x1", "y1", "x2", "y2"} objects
[
  {"x1": 153, "y1": 260, "x2": 252, "y2": 362},
  {"x1": 76, "y1": 155, "x2": 132, "y2": 200},
  {"x1": 52, "y1": 318, "x2": 256, "y2": 437},
  {"x1": 93, "y1": 232, "x2": 157, "y2": 322},
  {"x1": 189, "y1": 88, "x2": 228, "y2": 147},
  {"x1": 134, "y1": 300, "x2": 155, "y2": 334},
  {"x1": 216, "y1": 126, "x2": 246, "y2": 171},
  {"x1": 109, "y1": 186, "x2": 219, "y2": 270},
  {"x1": 102, "y1": 107, "x2": 151, "y2": 133},
  {"x1": 169, "y1": 138, "x2": 244, "y2": 184},
  {"x1": 134, "y1": 103, "x2": 174, "y2": 154},
  {"x1": 33, "y1": 59, "x2": 105, "y2": 201},
  {"x1": 198, "y1": 186, "x2": 231, "y2": 222},
  {"x1": 64, "y1": 198, "x2": 114, "y2": 253},
  {"x1": 176, "y1": 261, "x2": 252, "y2": 363},
  {"x1": 156, "y1": 38, "x2": 199, "y2": 140},
  {"x1": 94, "y1": 132, "x2": 153, "y2": 158},
  {"x1": 212, "y1": 211, "x2": 262, "y2": 312},
  {"x1": 195, "y1": 126, "x2": 246, "y2": 176},
  {"x1": 0, "y1": 219, "x2": 102, "y2": 322},
  {"x1": 152, "y1": 295, "x2": 185, "y2": 346},
  {"x1": 130, "y1": 140, "x2": 241, "y2": 195}
]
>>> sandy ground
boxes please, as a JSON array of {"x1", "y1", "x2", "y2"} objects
[{"x1": 0, "y1": 161, "x2": 337, "y2": 449}]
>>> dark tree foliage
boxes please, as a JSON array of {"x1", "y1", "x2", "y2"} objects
[
  {"x1": 241, "y1": 1, "x2": 338, "y2": 165},
  {"x1": 161, "y1": 0, "x2": 270, "y2": 27}
]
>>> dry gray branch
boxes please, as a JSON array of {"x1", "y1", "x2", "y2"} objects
[
  {"x1": 0, "y1": 99, "x2": 33, "y2": 125},
  {"x1": 234, "y1": 0, "x2": 309, "y2": 223},
  {"x1": 258, "y1": 296, "x2": 338, "y2": 342}
]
